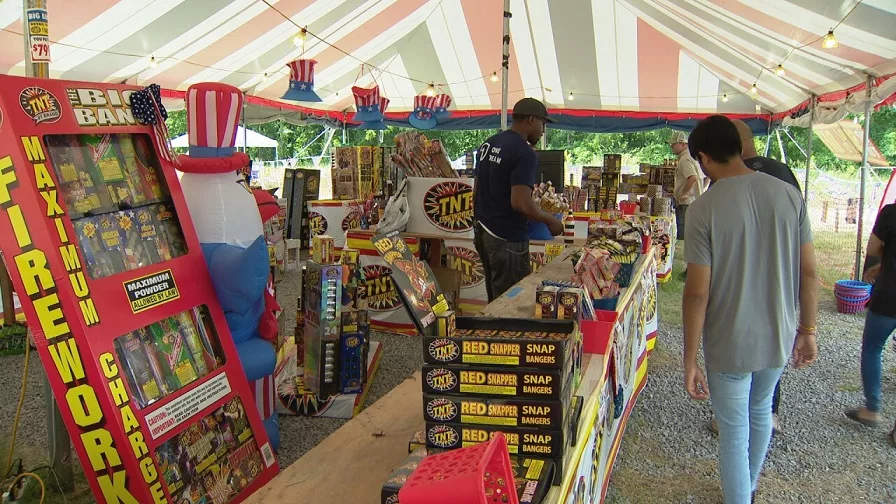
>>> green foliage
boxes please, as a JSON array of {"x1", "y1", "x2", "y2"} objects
[{"x1": 165, "y1": 108, "x2": 896, "y2": 172}]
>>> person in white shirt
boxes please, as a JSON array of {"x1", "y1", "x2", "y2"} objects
[{"x1": 669, "y1": 130, "x2": 704, "y2": 240}]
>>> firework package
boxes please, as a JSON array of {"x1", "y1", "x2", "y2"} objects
[
  {"x1": 0, "y1": 76, "x2": 281, "y2": 503},
  {"x1": 531, "y1": 181, "x2": 570, "y2": 214},
  {"x1": 370, "y1": 230, "x2": 450, "y2": 334},
  {"x1": 303, "y1": 261, "x2": 372, "y2": 397},
  {"x1": 381, "y1": 448, "x2": 555, "y2": 504},
  {"x1": 422, "y1": 363, "x2": 573, "y2": 401},
  {"x1": 312, "y1": 234, "x2": 335, "y2": 264},
  {"x1": 391, "y1": 131, "x2": 456, "y2": 178}
]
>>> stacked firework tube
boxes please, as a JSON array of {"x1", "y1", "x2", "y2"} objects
[
  {"x1": 302, "y1": 249, "x2": 370, "y2": 399},
  {"x1": 531, "y1": 181, "x2": 570, "y2": 214},
  {"x1": 418, "y1": 316, "x2": 584, "y2": 489},
  {"x1": 391, "y1": 132, "x2": 456, "y2": 178}
]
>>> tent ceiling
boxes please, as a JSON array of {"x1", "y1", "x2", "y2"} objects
[{"x1": 0, "y1": 0, "x2": 893, "y2": 115}]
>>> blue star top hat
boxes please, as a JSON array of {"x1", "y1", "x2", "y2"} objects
[
  {"x1": 408, "y1": 94, "x2": 438, "y2": 130},
  {"x1": 352, "y1": 85, "x2": 384, "y2": 122},
  {"x1": 282, "y1": 59, "x2": 322, "y2": 102},
  {"x1": 433, "y1": 93, "x2": 452, "y2": 120},
  {"x1": 361, "y1": 96, "x2": 390, "y2": 130}
]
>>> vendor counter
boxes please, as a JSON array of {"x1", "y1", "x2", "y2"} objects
[{"x1": 249, "y1": 247, "x2": 658, "y2": 504}]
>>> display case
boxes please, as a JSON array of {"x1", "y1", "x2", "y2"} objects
[{"x1": 0, "y1": 75, "x2": 277, "y2": 503}]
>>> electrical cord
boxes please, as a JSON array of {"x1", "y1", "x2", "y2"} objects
[
  {"x1": 4, "y1": 340, "x2": 30, "y2": 478},
  {"x1": 5, "y1": 472, "x2": 46, "y2": 504}
]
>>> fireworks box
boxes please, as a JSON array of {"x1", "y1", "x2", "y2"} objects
[
  {"x1": 568, "y1": 395, "x2": 583, "y2": 446},
  {"x1": 422, "y1": 317, "x2": 576, "y2": 370},
  {"x1": 424, "y1": 423, "x2": 566, "y2": 460},
  {"x1": 303, "y1": 262, "x2": 343, "y2": 397},
  {"x1": 382, "y1": 448, "x2": 555, "y2": 504},
  {"x1": 423, "y1": 394, "x2": 568, "y2": 430},
  {"x1": 422, "y1": 362, "x2": 573, "y2": 400}
]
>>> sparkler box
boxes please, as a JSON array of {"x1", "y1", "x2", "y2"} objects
[
  {"x1": 0, "y1": 75, "x2": 277, "y2": 504},
  {"x1": 422, "y1": 317, "x2": 576, "y2": 370},
  {"x1": 406, "y1": 177, "x2": 475, "y2": 238}
]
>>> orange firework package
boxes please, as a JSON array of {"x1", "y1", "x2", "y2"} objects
[{"x1": 0, "y1": 76, "x2": 277, "y2": 504}]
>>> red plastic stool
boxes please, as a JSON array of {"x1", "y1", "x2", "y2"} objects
[{"x1": 398, "y1": 432, "x2": 519, "y2": 504}]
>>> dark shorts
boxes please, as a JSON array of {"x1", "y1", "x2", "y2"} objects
[
  {"x1": 474, "y1": 222, "x2": 531, "y2": 302},
  {"x1": 675, "y1": 204, "x2": 689, "y2": 239}
]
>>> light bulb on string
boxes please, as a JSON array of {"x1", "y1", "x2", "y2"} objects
[
  {"x1": 721, "y1": 94, "x2": 729, "y2": 103},
  {"x1": 775, "y1": 64, "x2": 785, "y2": 77},
  {"x1": 149, "y1": 56, "x2": 158, "y2": 68},
  {"x1": 749, "y1": 83, "x2": 758, "y2": 97},
  {"x1": 490, "y1": 71, "x2": 499, "y2": 83},
  {"x1": 292, "y1": 27, "x2": 308, "y2": 48},
  {"x1": 567, "y1": 91, "x2": 575, "y2": 101},
  {"x1": 822, "y1": 30, "x2": 838, "y2": 49},
  {"x1": 261, "y1": 72, "x2": 269, "y2": 82},
  {"x1": 425, "y1": 83, "x2": 437, "y2": 97}
]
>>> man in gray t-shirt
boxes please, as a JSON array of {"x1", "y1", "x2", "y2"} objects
[{"x1": 682, "y1": 116, "x2": 819, "y2": 504}]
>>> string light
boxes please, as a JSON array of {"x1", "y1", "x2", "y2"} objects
[
  {"x1": 261, "y1": 72, "x2": 269, "y2": 82},
  {"x1": 775, "y1": 64, "x2": 785, "y2": 77},
  {"x1": 292, "y1": 27, "x2": 307, "y2": 48},
  {"x1": 567, "y1": 91, "x2": 575, "y2": 101},
  {"x1": 490, "y1": 71, "x2": 499, "y2": 83},
  {"x1": 822, "y1": 30, "x2": 839, "y2": 49},
  {"x1": 721, "y1": 94, "x2": 729, "y2": 103},
  {"x1": 425, "y1": 83, "x2": 436, "y2": 97},
  {"x1": 749, "y1": 83, "x2": 758, "y2": 96},
  {"x1": 149, "y1": 56, "x2": 158, "y2": 68}
]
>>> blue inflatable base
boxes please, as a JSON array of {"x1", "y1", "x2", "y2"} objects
[{"x1": 263, "y1": 412, "x2": 280, "y2": 451}]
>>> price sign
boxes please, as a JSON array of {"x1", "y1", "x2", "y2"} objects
[{"x1": 26, "y1": 8, "x2": 50, "y2": 63}]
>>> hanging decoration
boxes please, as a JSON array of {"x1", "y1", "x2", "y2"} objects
[
  {"x1": 361, "y1": 96, "x2": 390, "y2": 130},
  {"x1": 408, "y1": 94, "x2": 438, "y2": 130},
  {"x1": 130, "y1": 83, "x2": 178, "y2": 165},
  {"x1": 282, "y1": 59, "x2": 322, "y2": 102},
  {"x1": 352, "y1": 85, "x2": 384, "y2": 122},
  {"x1": 433, "y1": 93, "x2": 452, "y2": 120}
]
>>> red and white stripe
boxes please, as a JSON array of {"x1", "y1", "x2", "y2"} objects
[
  {"x1": 185, "y1": 83, "x2": 244, "y2": 150},
  {"x1": 434, "y1": 93, "x2": 452, "y2": 110},
  {"x1": 379, "y1": 96, "x2": 390, "y2": 113},
  {"x1": 251, "y1": 375, "x2": 276, "y2": 419},
  {"x1": 352, "y1": 85, "x2": 381, "y2": 108},
  {"x1": 413, "y1": 94, "x2": 437, "y2": 110},
  {"x1": 287, "y1": 59, "x2": 317, "y2": 82}
]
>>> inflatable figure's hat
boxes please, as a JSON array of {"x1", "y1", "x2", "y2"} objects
[{"x1": 177, "y1": 82, "x2": 250, "y2": 174}]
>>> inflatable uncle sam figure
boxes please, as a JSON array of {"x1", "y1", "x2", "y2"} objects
[{"x1": 177, "y1": 83, "x2": 280, "y2": 449}]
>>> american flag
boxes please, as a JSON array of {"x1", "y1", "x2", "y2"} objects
[
  {"x1": 185, "y1": 82, "x2": 243, "y2": 150},
  {"x1": 353, "y1": 85, "x2": 381, "y2": 114},
  {"x1": 287, "y1": 59, "x2": 317, "y2": 88}
]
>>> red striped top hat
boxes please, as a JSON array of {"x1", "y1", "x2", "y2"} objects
[
  {"x1": 434, "y1": 93, "x2": 452, "y2": 120},
  {"x1": 177, "y1": 83, "x2": 250, "y2": 174},
  {"x1": 282, "y1": 59, "x2": 322, "y2": 102},
  {"x1": 361, "y1": 96, "x2": 390, "y2": 130},
  {"x1": 409, "y1": 94, "x2": 438, "y2": 130},
  {"x1": 352, "y1": 85, "x2": 383, "y2": 122}
]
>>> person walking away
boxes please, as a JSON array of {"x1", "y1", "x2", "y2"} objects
[
  {"x1": 669, "y1": 130, "x2": 704, "y2": 240},
  {"x1": 473, "y1": 98, "x2": 563, "y2": 301},
  {"x1": 706, "y1": 120, "x2": 804, "y2": 435},
  {"x1": 682, "y1": 115, "x2": 819, "y2": 504},
  {"x1": 845, "y1": 203, "x2": 896, "y2": 447}
]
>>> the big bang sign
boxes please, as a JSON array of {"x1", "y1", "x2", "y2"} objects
[{"x1": 407, "y1": 177, "x2": 474, "y2": 238}]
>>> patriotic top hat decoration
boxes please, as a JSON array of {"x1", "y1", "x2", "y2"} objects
[
  {"x1": 353, "y1": 85, "x2": 384, "y2": 122},
  {"x1": 433, "y1": 93, "x2": 452, "y2": 120},
  {"x1": 177, "y1": 82, "x2": 250, "y2": 174},
  {"x1": 408, "y1": 94, "x2": 438, "y2": 130},
  {"x1": 282, "y1": 59, "x2": 322, "y2": 102},
  {"x1": 361, "y1": 96, "x2": 390, "y2": 130}
]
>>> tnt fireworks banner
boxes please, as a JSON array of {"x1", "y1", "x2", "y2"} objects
[
  {"x1": 346, "y1": 231, "x2": 421, "y2": 335},
  {"x1": 406, "y1": 177, "x2": 474, "y2": 238},
  {"x1": 307, "y1": 199, "x2": 363, "y2": 250}
]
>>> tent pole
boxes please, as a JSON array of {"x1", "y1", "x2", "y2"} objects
[
  {"x1": 500, "y1": 0, "x2": 510, "y2": 130},
  {"x1": 804, "y1": 95, "x2": 815, "y2": 202},
  {"x1": 855, "y1": 75, "x2": 874, "y2": 280},
  {"x1": 775, "y1": 129, "x2": 787, "y2": 163},
  {"x1": 764, "y1": 117, "x2": 772, "y2": 157}
]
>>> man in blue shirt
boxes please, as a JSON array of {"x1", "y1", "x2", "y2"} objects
[{"x1": 473, "y1": 98, "x2": 563, "y2": 301}]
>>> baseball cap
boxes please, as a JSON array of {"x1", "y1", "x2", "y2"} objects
[
  {"x1": 667, "y1": 131, "x2": 688, "y2": 145},
  {"x1": 512, "y1": 98, "x2": 555, "y2": 123}
]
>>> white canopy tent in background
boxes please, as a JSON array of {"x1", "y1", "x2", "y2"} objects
[{"x1": 171, "y1": 125, "x2": 280, "y2": 158}]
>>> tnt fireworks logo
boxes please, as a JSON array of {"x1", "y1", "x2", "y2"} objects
[
  {"x1": 446, "y1": 246, "x2": 484, "y2": 288},
  {"x1": 308, "y1": 211, "x2": 327, "y2": 236},
  {"x1": 341, "y1": 209, "x2": 362, "y2": 232},
  {"x1": 427, "y1": 424, "x2": 459, "y2": 448},
  {"x1": 428, "y1": 339, "x2": 460, "y2": 362},
  {"x1": 19, "y1": 86, "x2": 61, "y2": 124},
  {"x1": 423, "y1": 181, "x2": 474, "y2": 232},
  {"x1": 426, "y1": 397, "x2": 458, "y2": 422},
  {"x1": 425, "y1": 367, "x2": 457, "y2": 392},
  {"x1": 362, "y1": 264, "x2": 401, "y2": 312}
]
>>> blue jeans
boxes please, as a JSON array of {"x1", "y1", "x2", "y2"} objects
[
  {"x1": 861, "y1": 310, "x2": 896, "y2": 412},
  {"x1": 708, "y1": 367, "x2": 785, "y2": 504}
]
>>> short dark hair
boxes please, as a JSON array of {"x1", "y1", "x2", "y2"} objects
[{"x1": 688, "y1": 115, "x2": 742, "y2": 163}]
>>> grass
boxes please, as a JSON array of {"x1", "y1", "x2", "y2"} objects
[
  {"x1": 656, "y1": 241, "x2": 686, "y2": 329},
  {"x1": 0, "y1": 437, "x2": 94, "y2": 504}
]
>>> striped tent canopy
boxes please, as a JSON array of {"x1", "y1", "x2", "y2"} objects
[{"x1": 0, "y1": 0, "x2": 894, "y2": 130}]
